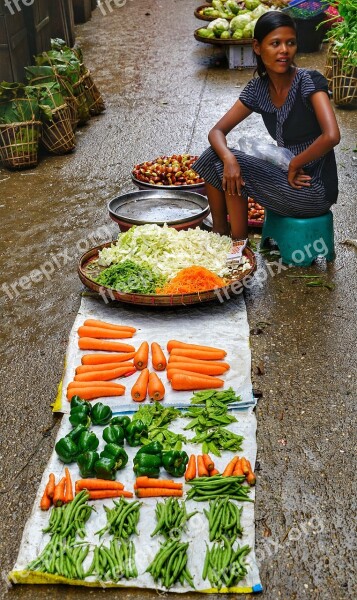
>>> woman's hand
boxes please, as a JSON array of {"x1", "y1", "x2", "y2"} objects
[
  {"x1": 288, "y1": 161, "x2": 312, "y2": 190},
  {"x1": 222, "y1": 154, "x2": 245, "y2": 196}
]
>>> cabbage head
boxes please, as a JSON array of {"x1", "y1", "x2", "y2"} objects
[
  {"x1": 242, "y1": 22, "x2": 255, "y2": 38},
  {"x1": 197, "y1": 28, "x2": 216, "y2": 39},
  {"x1": 225, "y1": 0, "x2": 240, "y2": 15},
  {"x1": 245, "y1": 0, "x2": 260, "y2": 9},
  {"x1": 207, "y1": 18, "x2": 230, "y2": 37},
  {"x1": 230, "y1": 14, "x2": 252, "y2": 32},
  {"x1": 220, "y1": 30, "x2": 231, "y2": 39},
  {"x1": 212, "y1": 0, "x2": 225, "y2": 10},
  {"x1": 232, "y1": 29, "x2": 244, "y2": 39},
  {"x1": 251, "y1": 4, "x2": 270, "y2": 19}
]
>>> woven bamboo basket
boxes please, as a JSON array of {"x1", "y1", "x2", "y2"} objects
[
  {"x1": 331, "y1": 53, "x2": 357, "y2": 106},
  {"x1": 64, "y1": 95, "x2": 79, "y2": 131},
  {"x1": 324, "y1": 44, "x2": 334, "y2": 92},
  {"x1": 82, "y1": 70, "x2": 105, "y2": 116},
  {"x1": 73, "y1": 78, "x2": 90, "y2": 125},
  {"x1": 41, "y1": 105, "x2": 76, "y2": 154},
  {"x1": 0, "y1": 121, "x2": 41, "y2": 170}
]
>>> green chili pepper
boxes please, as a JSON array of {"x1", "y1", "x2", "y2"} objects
[
  {"x1": 110, "y1": 415, "x2": 131, "y2": 431},
  {"x1": 125, "y1": 419, "x2": 148, "y2": 446},
  {"x1": 77, "y1": 450, "x2": 100, "y2": 478},
  {"x1": 162, "y1": 450, "x2": 189, "y2": 478},
  {"x1": 101, "y1": 443, "x2": 128, "y2": 470},
  {"x1": 133, "y1": 453, "x2": 162, "y2": 478},
  {"x1": 69, "y1": 405, "x2": 91, "y2": 428},
  {"x1": 55, "y1": 436, "x2": 79, "y2": 463},
  {"x1": 67, "y1": 424, "x2": 88, "y2": 443},
  {"x1": 94, "y1": 456, "x2": 117, "y2": 480},
  {"x1": 77, "y1": 430, "x2": 99, "y2": 453},
  {"x1": 102, "y1": 424, "x2": 125, "y2": 445},
  {"x1": 91, "y1": 402, "x2": 112, "y2": 426}
]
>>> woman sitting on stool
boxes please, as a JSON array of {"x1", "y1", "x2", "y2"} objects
[{"x1": 192, "y1": 12, "x2": 341, "y2": 241}]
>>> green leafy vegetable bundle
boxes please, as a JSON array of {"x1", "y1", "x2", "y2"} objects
[{"x1": 96, "y1": 259, "x2": 166, "y2": 294}]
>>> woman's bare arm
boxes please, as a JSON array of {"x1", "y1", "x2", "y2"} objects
[
  {"x1": 288, "y1": 91, "x2": 340, "y2": 189},
  {"x1": 208, "y1": 100, "x2": 252, "y2": 195}
]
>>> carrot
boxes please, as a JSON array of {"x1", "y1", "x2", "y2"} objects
[
  {"x1": 135, "y1": 477, "x2": 182, "y2": 490},
  {"x1": 64, "y1": 467, "x2": 74, "y2": 503},
  {"x1": 240, "y1": 457, "x2": 250, "y2": 476},
  {"x1": 53, "y1": 477, "x2": 66, "y2": 507},
  {"x1": 45, "y1": 473, "x2": 56, "y2": 499},
  {"x1": 197, "y1": 455, "x2": 209, "y2": 477},
  {"x1": 167, "y1": 363, "x2": 228, "y2": 377},
  {"x1": 68, "y1": 380, "x2": 125, "y2": 388},
  {"x1": 135, "y1": 488, "x2": 183, "y2": 498},
  {"x1": 185, "y1": 454, "x2": 197, "y2": 481},
  {"x1": 83, "y1": 319, "x2": 136, "y2": 333},
  {"x1": 76, "y1": 362, "x2": 134, "y2": 374},
  {"x1": 131, "y1": 368, "x2": 149, "y2": 402},
  {"x1": 86, "y1": 490, "x2": 133, "y2": 500},
  {"x1": 76, "y1": 479, "x2": 124, "y2": 491},
  {"x1": 170, "y1": 348, "x2": 226, "y2": 361},
  {"x1": 134, "y1": 341, "x2": 149, "y2": 370},
  {"x1": 168, "y1": 355, "x2": 230, "y2": 370},
  {"x1": 78, "y1": 326, "x2": 134, "y2": 339},
  {"x1": 210, "y1": 468, "x2": 220, "y2": 476},
  {"x1": 171, "y1": 373, "x2": 224, "y2": 390},
  {"x1": 151, "y1": 342, "x2": 167, "y2": 371},
  {"x1": 78, "y1": 338, "x2": 135, "y2": 352},
  {"x1": 81, "y1": 352, "x2": 136, "y2": 365},
  {"x1": 40, "y1": 487, "x2": 51, "y2": 511},
  {"x1": 66, "y1": 386, "x2": 125, "y2": 401},
  {"x1": 167, "y1": 367, "x2": 222, "y2": 381},
  {"x1": 74, "y1": 365, "x2": 135, "y2": 382},
  {"x1": 202, "y1": 454, "x2": 214, "y2": 472},
  {"x1": 222, "y1": 457, "x2": 239, "y2": 477},
  {"x1": 148, "y1": 372, "x2": 165, "y2": 401},
  {"x1": 246, "y1": 472, "x2": 256, "y2": 486},
  {"x1": 232, "y1": 458, "x2": 244, "y2": 477},
  {"x1": 167, "y1": 340, "x2": 227, "y2": 356}
]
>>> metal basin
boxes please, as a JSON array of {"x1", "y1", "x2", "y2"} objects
[{"x1": 108, "y1": 190, "x2": 210, "y2": 231}]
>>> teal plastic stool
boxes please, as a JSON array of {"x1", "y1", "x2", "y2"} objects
[{"x1": 261, "y1": 209, "x2": 336, "y2": 266}]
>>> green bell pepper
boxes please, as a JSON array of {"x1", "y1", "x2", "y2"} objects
[
  {"x1": 102, "y1": 425, "x2": 125, "y2": 446},
  {"x1": 91, "y1": 402, "x2": 113, "y2": 426},
  {"x1": 55, "y1": 436, "x2": 78, "y2": 464},
  {"x1": 133, "y1": 453, "x2": 162, "y2": 478},
  {"x1": 125, "y1": 419, "x2": 148, "y2": 447},
  {"x1": 69, "y1": 405, "x2": 91, "y2": 428},
  {"x1": 110, "y1": 415, "x2": 131, "y2": 431},
  {"x1": 77, "y1": 451, "x2": 99, "y2": 478},
  {"x1": 67, "y1": 424, "x2": 88, "y2": 443},
  {"x1": 77, "y1": 430, "x2": 99, "y2": 453},
  {"x1": 136, "y1": 441, "x2": 163, "y2": 457},
  {"x1": 94, "y1": 456, "x2": 117, "y2": 480},
  {"x1": 101, "y1": 443, "x2": 128, "y2": 470},
  {"x1": 70, "y1": 395, "x2": 90, "y2": 412},
  {"x1": 162, "y1": 450, "x2": 189, "y2": 477}
]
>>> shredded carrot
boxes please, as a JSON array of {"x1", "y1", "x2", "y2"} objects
[{"x1": 157, "y1": 266, "x2": 226, "y2": 295}]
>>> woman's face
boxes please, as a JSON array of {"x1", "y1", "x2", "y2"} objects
[{"x1": 253, "y1": 26, "x2": 297, "y2": 74}]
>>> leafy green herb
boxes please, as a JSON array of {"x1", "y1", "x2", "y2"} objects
[{"x1": 95, "y1": 260, "x2": 166, "y2": 294}]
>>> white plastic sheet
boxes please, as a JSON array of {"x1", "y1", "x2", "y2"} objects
[{"x1": 55, "y1": 294, "x2": 254, "y2": 413}]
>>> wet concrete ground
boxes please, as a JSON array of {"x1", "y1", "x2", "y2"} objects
[{"x1": 0, "y1": 1, "x2": 356, "y2": 599}]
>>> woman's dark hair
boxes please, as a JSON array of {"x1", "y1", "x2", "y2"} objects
[{"x1": 253, "y1": 12, "x2": 296, "y2": 77}]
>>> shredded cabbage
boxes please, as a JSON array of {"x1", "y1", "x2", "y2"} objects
[{"x1": 98, "y1": 224, "x2": 232, "y2": 279}]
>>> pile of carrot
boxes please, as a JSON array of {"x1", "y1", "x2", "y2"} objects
[
  {"x1": 157, "y1": 266, "x2": 226, "y2": 295},
  {"x1": 222, "y1": 456, "x2": 256, "y2": 485},
  {"x1": 134, "y1": 477, "x2": 183, "y2": 498},
  {"x1": 75, "y1": 479, "x2": 133, "y2": 500},
  {"x1": 185, "y1": 454, "x2": 219, "y2": 481},
  {"x1": 66, "y1": 319, "x2": 140, "y2": 401},
  {"x1": 40, "y1": 468, "x2": 73, "y2": 510},
  {"x1": 131, "y1": 368, "x2": 165, "y2": 402},
  {"x1": 166, "y1": 340, "x2": 230, "y2": 391}
]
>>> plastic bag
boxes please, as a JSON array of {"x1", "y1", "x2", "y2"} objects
[{"x1": 236, "y1": 137, "x2": 294, "y2": 171}]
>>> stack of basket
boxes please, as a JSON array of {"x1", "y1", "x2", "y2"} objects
[{"x1": 0, "y1": 39, "x2": 105, "y2": 170}]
